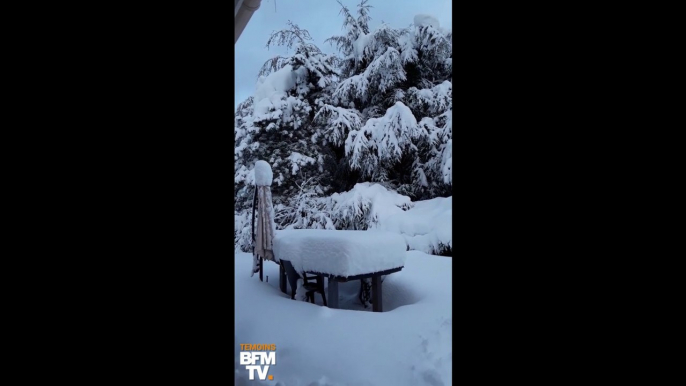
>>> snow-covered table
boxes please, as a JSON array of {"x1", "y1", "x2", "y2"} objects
[{"x1": 273, "y1": 229, "x2": 407, "y2": 312}]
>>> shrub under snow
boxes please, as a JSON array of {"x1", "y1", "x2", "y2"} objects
[
  {"x1": 329, "y1": 182, "x2": 413, "y2": 230},
  {"x1": 378, "y1": 196, "x2": 452, "y2": 256},
  {"x1": 235, "y1": 182, "x2": 451, "y2": 256}
]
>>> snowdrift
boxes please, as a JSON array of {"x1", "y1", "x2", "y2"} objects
[{"x1": 378, "y1": 196, "x2": 452, "y2": 256}]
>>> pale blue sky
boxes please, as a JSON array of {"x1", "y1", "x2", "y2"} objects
[{"x1": 235, "y1": 0, "x2": 452, "y2": 110}]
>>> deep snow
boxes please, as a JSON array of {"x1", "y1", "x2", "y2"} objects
[{"x1": 235, "y1": 249, "x2": 452, "y2": 386}]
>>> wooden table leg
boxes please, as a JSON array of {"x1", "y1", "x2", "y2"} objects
[
  {"x1": 281, "y1": 260, "x2": 299, "y2": 299},
  {"x1": 327, "y1": 278, "x2": 339, "y2": 309},
  {"x1": 279, "y1": 264, "x2": 287, "y2": 294},
  {"x1": 372, "y1": 275, "x2": 382, "y2": 312}
]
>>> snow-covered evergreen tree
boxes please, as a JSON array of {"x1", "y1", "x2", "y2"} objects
[
  {"x1": 234, "y1": 1, "x2": 452, "y2": 253},
  {"x1": 323, "y1": 1, "x2": 452, "y2": 199},
  {"x1": 234, "y1": 21, "x2": 339, "y2": 213}
]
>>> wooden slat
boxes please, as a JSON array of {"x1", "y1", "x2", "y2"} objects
[
  {"x1": 251, "y1": 187, "x2": 257, "y2": 244},
  {"x1": 305, "y1": 266, "x2": 403, "y2": 282}
]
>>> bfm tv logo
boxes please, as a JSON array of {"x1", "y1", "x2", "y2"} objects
[{"x1": 240, "y1": 344, "x2": 277, "y2": 381}]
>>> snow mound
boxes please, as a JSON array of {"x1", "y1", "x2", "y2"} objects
[
  {"x1": 330, "y1": 183, "x2": 413, "y2": 229},
  {"x1": 378, "y1": 197, "x2": 452, "y2": 255},
  {"x1": 414, "y1": 14, "x2": 440, "y2": 28},
  {"x1": 254, "y1": 160, "x2": 273, "y2": 186},
  {"x1": 273, "y1": 229, "x2": 407, "y2": 277}
]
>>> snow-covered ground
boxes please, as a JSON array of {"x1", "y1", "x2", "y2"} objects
[{"x1": 235, "y1": 249, "x2": 452, "y2": 386}]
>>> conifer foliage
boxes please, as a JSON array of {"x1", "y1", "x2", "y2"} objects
[{"x1": 234, "y1": 1, "x2": 452, "y2": 253}]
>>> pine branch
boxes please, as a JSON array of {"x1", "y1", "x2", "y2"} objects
[{"x1": 265, "y1": 20, "x2": 316, "y2": 51}]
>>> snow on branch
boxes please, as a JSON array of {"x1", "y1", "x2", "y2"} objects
[
  {"x1": 370, "y1": 102, "x2": 423, "y2": 161},
  {"x1": 345, "y1": 101, "x2": 425, "y2": 172},
  {"x1": 287, "y1": 152, "x2": 317, "y2": 175},
  {"x1": 344, "y1": 128, "x2": 376, "y2": 176},
  {"x1": 356, "y1": 0, "x2": 373, "y2": 35},
  {"x1": 406, "y1": 80, "x2": 452, "y2": 117},
  {"x1": 258, "y1": 55, "x2": 290, "y2": 78},
  {"x1": 313, "y1": 104, "x2": 362, "y2": 147},
  {"x1": 332, "y1": 74, "x2": 369, "y2": 105},
  {"x1": 362, "y1": 46, "x2": 406, "y2": 94}
]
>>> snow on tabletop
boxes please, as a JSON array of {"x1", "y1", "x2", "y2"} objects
[
  {"x1": 254, "y1": 160, "x2": 273, "y2": 186},
  {"x1": 273, "y1": 229, "x2": 407, "y2": 277}
]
